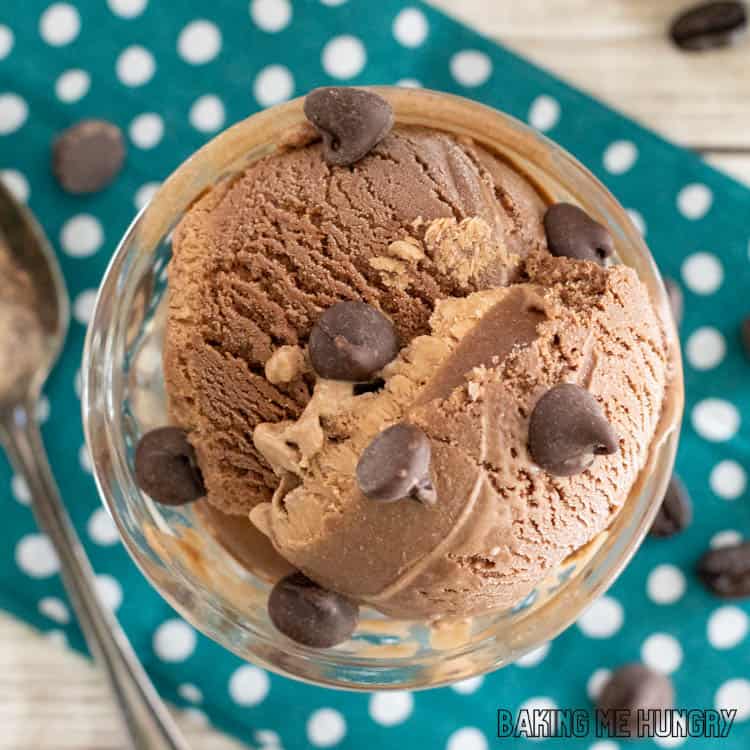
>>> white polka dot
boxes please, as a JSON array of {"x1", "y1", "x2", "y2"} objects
[
  {"x1": 647, "y1": 564, "x2": 686, "y2": 605},
  {"x1": 254, "y1": 729, "x2": 281, "y2": 746},
  {"x1": 253, "y1": 64, "x2": 294, "y2": 107},
  {"x1": 708, "y1": 606, "x2": 749, "y2": 649},
  {"x1": 396, "y1": 78, "x2": 422, "y2": 88},
  {"x1": 450, "y1": 50, "x2": 492, "y2": 87},
  {"x1": 677, "y1": 183, "x2": 713, "y2": 220},
  {"x1": 715, "y1": 678, "x2": 750, "y2": 721},
  {"x1": 95, "y1": 574, "x2": 123, "y2": 611},
  {"x1": 45, "y1": 630, "x2": 68, "y2": 648},
  {"x1": 178, "y1": 683, "x2": 203, "y2": 704},
  {"x1": 587, "y1": 669, "x2": 612, "y2": 701},
  {"x1": 307, "y1": 708, "x2": 346, "y2": 747},
  {"x1": 39, "y1": 597, "x2": 70, "y2": 624},
  {"x1": 129, "y1": 113, "x2": 163, "y2": 149},
  {"x1": 61, "y1": 215, "x2": 103, "y2": 258},
  {"x1": 686, "y1": 327, "x2": 726, "y2": 370},
  {"x1": 516, "y1": 697, "x2": 558, "y2": 740},
  {"x1": 626, "y1": 209, "x2": 646, "y2": 236},
  {"x1": 153, "y1": 619, "x2": 196, "y2": 662},
  {"x1": 0, "y1": 25, "x2": 13, "y2": 59},
  {"x1": 577, "y1": 596, "x2": 624, "y2": 638},
  {"x1": 181, "y1": 708, "x2": 209, "y2": 728},
  {"x1": 393, "y1": 8, "x2": 428, "y2": 48},
  {"x1": 108, "y1": 0, "x2": 148, "y2": 17},
  {"x1": 36, "y1": 395, "x2": 50, "y2": 423},
  {"x1": 446, "y1": 727, "x2": 487, "y2": 750},
  {"x1": 653, "y1": 714, "x2": 688, "y2": 747},
  {"x1": 189, "y1": 94, "x2": 225, "y2": 132},
  {"x1": 87, "y1": 507, "x2": 120, "y2": 546},
  {"x1": 711, "y1": 530, "x2": 743, "y2": 549},
  {"x1": 116, "y1": 46, "x2": 156, "y2": 87},
  {"x1": 87, "y1": 508, "x2": 119, "y2": 546},
  {"x1": 229, "y1": 665, "x2": 270, "y2": 706},
  {"x1": 16, "y1": 534, "x2": 60, "y2": 578},
  {"x1": 451, "y1": 675, "x2": 484, "y2": 695},
  {"x1": 11, "y1": 475, "x2": 30, "y2": 505},
  {"x1": 73, "y1": 289, "x2": 98, "y2": 326},
  {"x1": 250, "y1": 0, "x2": 292, "y2": 32},
  {"x1": 710, "y1": 460, "x2": 747, "y2": 500},
  {"x1": 177, "y1": 20, "x2": 221, "y2": 65},
  {"x1": 134, "y1": 182, "x2": 160, "y2": 210},
  {"x1": 0, "y1": 94, "x2": 28, "y2": 135},
  {"x1": 515, "y1": 642, "x2": 550, "y2": 667},
  {"x1": 0, "y1": 169, "x2": 30, "y2": 202},
  {"x1": 528, "y1": 95, "x2": 560, "y2": 132},
  {"x1": 641, "y1": 633, "x2": 683, "y2": 674},
  {"x1": 681, "y1": 252, "x2": 723, "y2": 295},
  {"x1": 369, "y1": 691, "x2": 413, "y2": 726},
  {"x1": 79, "y1": 443, "x2": 92, "y2": 474},
  {"x1": 589, "y1": 743, "x2": 619, "y2": 750},
  {"x1": 603, "y1": 141, "x2": 638, "y2": 175},
  {"x1": 40, "y1": 4, "x2": 80, "y2": 46},
  {"x1": 692, "y1": 399, "x2": 740, "y2": 442},
  {"x1": 322, "y1": 35, "x2": 366, "y2": 79},
  {"x1": 55, "y1": 69, "x2": 90, "y2": 103}
]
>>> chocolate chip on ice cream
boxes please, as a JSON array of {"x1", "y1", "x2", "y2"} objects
[
  {"x1": 528, "y1": 383, "x2": 619, "y2": 476},
  {"x1": 304, "y1": 87, "x2": 394, "y2": 166},
  {"x1": 357, "y1": 423, "x2": 436, "y2": 505},
  {"x1": 544, "y1": 203, "x2": 615, "y2": 264},
  {"x1": 135, "y1": 427, "x2": 205, "y2": 506},
  {"x1": 309, "y1": 301, "x2": 399, "y2": 381},
  {"x1": 52, "y1": 119, "x2": 125, "y2": 194},
  {"x1": 268, "y1": 572, "x2": 359, "y2": 648}
]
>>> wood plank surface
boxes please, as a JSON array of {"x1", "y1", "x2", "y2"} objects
[{"x1": 4, "y1": 2, "x2": 750, "y2": 749}]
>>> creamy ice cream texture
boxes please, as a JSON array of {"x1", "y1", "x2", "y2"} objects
[{"x1": 164, "y1": 102, "x2": 670, "y2": 619}]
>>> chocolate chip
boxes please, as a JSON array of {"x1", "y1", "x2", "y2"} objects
[
  {"x1": 649, "y1": 474, "x2": 692, "y2": 538},
  {"x1": 268, "y1": 572, "x2": 359, "y2": 648},
  {"x1": 697, "y1": 541, "x2": 750, "y2": 598},
  {"x1": 309, "y1": 301, "x2": 399, "y2": 381},
  {"x1": 597, "y1": 664, "x2": 674, "y2": 737},
  {"x1": 543, "y1": 203, "x2": 615, "y2": 265},
  {"x1": 52, "y1": 119, "x2": 126, "y2": 194},
  {"x1": 670, "y1": 1, "x2": 747, "y2": 51},
  {"x1": 741, "y1": 315, "x2": 750, "y2": 358},
  {"x1": 528, "y1": 383, "x2": 619, "y2": 476},
  {"x1": 134, "y1": 427, "x2": 205, "y2": 506},
  {"x1": 664, "y1": 277, "x2": 684, "y2": 328},
  {"x1": 357, "y1": 423, "x2": 436, "y2": 505},
  {"x1": 304, "y1": 87, "x2": 394, "y2": 166}
]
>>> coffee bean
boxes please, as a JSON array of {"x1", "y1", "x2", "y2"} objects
[
  {"x1": 670, "y1": 1, "x2": 747, "y2": 52},
  {"x1": 697, "y1": 541, "x2": 750, "y2": 598},
  {"x1": 543, "y1": 203, "x2": 615, "y2": 265},
  {"x1": 52, "y1": 119, "x2": 126, "y2": 194},
  {"x1": 597, "y1": 663, "x2": 674, "y2": 737},
  {"x1": 741, "y1": 315, "x2": 750, "y2": 358},
  {"x1": 134, "y1": 427, "x2": 205, "y2": 506},
  {"x1": 664, "y1": 277, "x2": 684, "y2": 328},
  {"x1": 309, "y1": 301, "x2": 399, "y2": 381},
  {"x1": 304, "y1": 87, "x2": 394, "y2": 166},
  {"x1": 528, "y1": 383, "x2": 619, "y2": 476},
  {"x1": 649, "y1": 474, "x2": 692, "y2": 538},
  {"x1": 268, "y1": 572, "x2": 359, "y2": 648},
  {"x1": 356, "y1": 423, "x2": 436, "y2": 505}
]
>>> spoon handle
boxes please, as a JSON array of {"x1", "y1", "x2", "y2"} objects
[{"x1": 1, "y1": 401, "x2": 190, "y2": 750}]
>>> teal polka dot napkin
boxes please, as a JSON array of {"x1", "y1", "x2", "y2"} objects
[{"x1": 1, "y1": 1, "x2": 749, "y2": 748}]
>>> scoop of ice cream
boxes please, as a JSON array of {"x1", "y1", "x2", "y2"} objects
[
  {"x1": 165, "y1": 126, "x2": 547, "y2": 517},
  {"x1": 250, "y1": 257, "x2": 668, "y2": 617}
]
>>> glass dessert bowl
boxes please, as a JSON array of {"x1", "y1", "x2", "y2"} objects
[{"x1": 83, "y1": 88, "x2": 683, "y2": 690}]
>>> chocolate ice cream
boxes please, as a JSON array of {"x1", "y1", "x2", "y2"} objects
[{"x1": 154, "y1": 88, "x2": 671, "y2": 627}]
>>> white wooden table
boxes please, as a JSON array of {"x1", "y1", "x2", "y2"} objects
[{"x1": 4, "y1": 2, "x2": 749, "y2": 748}]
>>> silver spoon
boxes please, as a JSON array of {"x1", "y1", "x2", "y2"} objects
[{"x1": 0, "y1": 182, "x2": 190, "y2": 750}]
